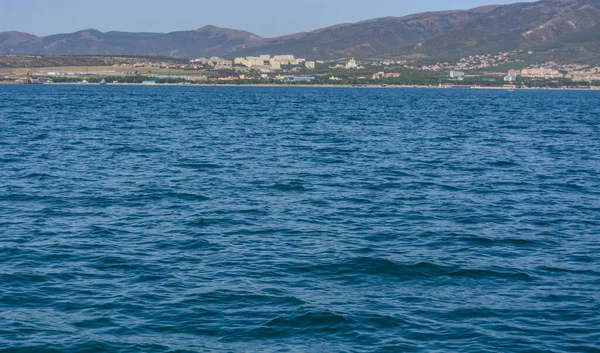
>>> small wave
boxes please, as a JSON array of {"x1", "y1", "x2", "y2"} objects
[
  {"x1": 271, "y1": 183, "x2": 307, "y2": 192},
  {"x1": 176, "y1": 162, "x2": 223, "y2": 170},
  {"x1": 23, "y1": 172, "x2": 58, "y2": 180},
  {"x1": 263, "y1": 309, "x2": 354, "y2": 335},
  {"x1": 178, "y1": 290, "x2": 306, "y2": 308},
  {"x1": 0, "y1": 157, "x2": 21, "y2": 163},
  {"x1": 562, "y1": 183, "x2": 585, "y2": 190},
  {"x1": 536, "y1": 266, "x2": 599, "y2": 277},
  {"x1": 495, "y1": 238, "x2": 539, "y2": 246},
  {"x1": 91, "y1": 256, "x2": 139, "y2": 271},
  {"x1": 458, "y1": 236, "x2": 538, "y2": 247},
  {"x1": 167, "y1": 192, "x2": 211, "y2": 202},
  {"x1": 540, "y1": 129, "x2": 577, "y2": 135},
  {"x1": 88, "y1": 225, "x2": 119, "y2": 237},
  {"x1": 449, "y1": 269, "x2": 533, "y2": 281},
  {"x1": 156, "y1": 236, "x2": 216, "y2": 250},
  {"x1": 72, "y1": 316, "x2": 116, "y2": 329},
  {"x1": 439, "y1": 307, "x2": 504, "y2": 319},
  {"x1": 32, "y1": 133, "x2": 50, "y2": 141},
  {"x1": 487, "y1": 160, "x2": 519, "y2": 167},
  {"x1": 299, "y1": 257, "x2": 533, "y2": 281},
  {"x1": 131, "y1": 274, "x2": 168, "y2": 283}
]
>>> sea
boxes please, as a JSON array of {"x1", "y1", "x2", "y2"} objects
[{"x1": 1, "y1": 85, "x2": 599, "y2": 353}]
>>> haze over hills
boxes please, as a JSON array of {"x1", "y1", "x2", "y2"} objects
[
  {"x1": 412, "y1": 0, "x2": 600, "y2": 62},
  {"x1": 226, "y1": 6, "x2": 499, "y2": 60},
  {"x1": 1, "y1": 0, "x2": 599, "y2": 62}
]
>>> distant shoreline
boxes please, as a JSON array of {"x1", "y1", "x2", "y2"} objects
[
  {"x1": 2, "y1": 82, "x2": 599, "y2": 91},
  {"x1": 2, "y1": 81, "x2": 599, "y2": 90}
]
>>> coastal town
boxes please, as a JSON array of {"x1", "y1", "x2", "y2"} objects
[{"x1": 2, "y1": 52, "x2": 600, "y2": 89}]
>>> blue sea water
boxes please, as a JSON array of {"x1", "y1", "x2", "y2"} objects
[{"x1": 1, "y1": 85, "x2": 599, "y2": 353}]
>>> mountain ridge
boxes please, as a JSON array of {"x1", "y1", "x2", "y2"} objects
[{"x1": 1, "y1": 0, "x2": 599, "y2": 62}]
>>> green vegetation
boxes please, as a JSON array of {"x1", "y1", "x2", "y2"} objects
[
  {"x1": 48, "y1": 76, "x2": 189, "y2": 84},
  {"x1": 31, "y1": 74, "x2": 600, "y2": 88},
  {"x1": 0, "y1": 55, "x2": 187, "y2": 69},
  {"x1": 516, "y1": 77, "x2": 580, "y2": 88},
  {"x1": 474, "y1": 60, "x2": 533, "y2": 72}
]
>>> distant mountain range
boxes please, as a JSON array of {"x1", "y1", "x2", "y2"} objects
[{"x1": 1, "y1": 0, "x2": 599, "y2": 62}]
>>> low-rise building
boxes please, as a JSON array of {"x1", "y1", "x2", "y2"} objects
[
  {"x1": 215, "y1": 62, "x2": 233, "y2": 70},
  {"x1": 521, "y1": 68, "x2": 563, "y2": 79},
  {"x1": 273, "y1": 55, "x2": 295, "y2": 61},
  {"x1": 190, "y1": 57, "x2": 210, "y2": 65},
  {"x1": 565, "y1": 72, "x2": 600, "y2": 82},
  {"x1": 281, "y1": 75, "x2": 315, "y2": 83},
  {"x1": 189, "y1": 76, "x2": 208, "y2": 82}
]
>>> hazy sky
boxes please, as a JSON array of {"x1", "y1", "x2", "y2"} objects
[{"x1": 1, "y1": 0, "x2": 535, "y2": 37}]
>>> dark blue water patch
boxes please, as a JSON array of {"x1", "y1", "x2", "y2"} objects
[
  {"x1": 294, "y1": 257, "x2": 534, "y2": 282},
  {"x1": 1, "y1": 85, "x2": 599, "y2": 352}
]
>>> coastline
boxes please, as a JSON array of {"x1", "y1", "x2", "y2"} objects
[{"x1": 1, "y1": 82, "x2": 599, "y2": 91}]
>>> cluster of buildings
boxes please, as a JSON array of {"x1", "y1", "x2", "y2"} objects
[
  {"x1": 371, "y1": 60, "x2": 409, "y2": 67},
  {"x1": 519, "y1": 68, "x2": 563, "y2": 79},
  {"x1": 188, "y1": 55, "x2": 387, "y2": 75},
  {"x1": 372, "y1": 72, "x2": 401, "y2": 79},
  {"x1": 453, "y1": 51, "x2": 526, "y2": 70},
  {"x1": 190, "y1": 54, "x2": 320, "y2": 72},
  {"x1": 416, "y1": 51, "x2": 529, "y2": 72},
  {"x1": 504, "y1": 63, "x2": 600, "y2": 82},
  {"x1": 123, "y1": 56, "x2": 395, "y2": 74},
  {"x1": 189, "y1": 57, "x2": 234, "y2": 70},
  {"x1": 328, "y1": 58, "x2": 365, "y2": 70},
  {"x1": 126, "y1": 60, "x2": 192, "y2": 70},
  {"x1": 566, "y1": 71, "x2": 600, "y2": 82},
  {"x1": 9, "y1": 49, "x2": 599, "y2": 86}
]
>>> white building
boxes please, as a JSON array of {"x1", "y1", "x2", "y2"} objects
[
  {"x1": 346, "y1": 58, "x2": 358, "y2": 69},
  {"x1": 244, "y1": 57, "x2": 265, "y2": 68},
  {"x1": 305, "y1": 61, "x2": 315, "y2": 70},
  {"x1": 190, "y1": 57, "x2": 210, "y2": 65},
  {"x1": 215, "y1": 59, "x2": 233, "y2": 69},
  {"x1": 269, "y1": 60, "x2": 282, "y2": 70},
  {"x1": 273, "y1": 55, "x2": 295, "y2": 61},
  {"x1": 449, "y1": 70, "x2": 465, "y2": 78}
]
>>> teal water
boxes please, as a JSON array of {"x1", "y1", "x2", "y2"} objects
[{"x1": 1, "y1": 85, "x2": 599, "y2": 352}]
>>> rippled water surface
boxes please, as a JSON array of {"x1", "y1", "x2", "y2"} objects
[{"x1": 1, "y1": 85, "x2": 600, "y2": 352}]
